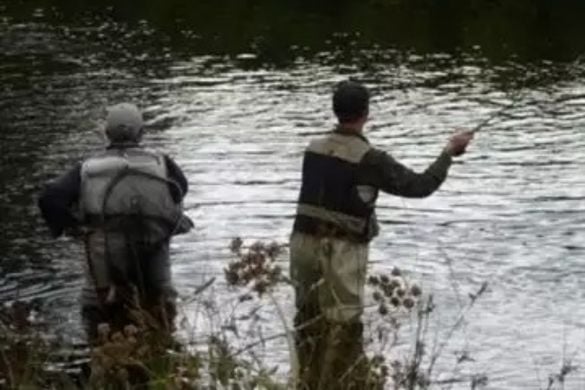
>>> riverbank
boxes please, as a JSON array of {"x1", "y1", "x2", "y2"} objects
[{"x1": 6, "y1": 238, "x2": 577, "y2": 389}]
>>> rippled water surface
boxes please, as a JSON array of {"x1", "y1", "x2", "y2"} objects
[{"x1": 1, "y1": 8, "x2": 585, "y2": 389}]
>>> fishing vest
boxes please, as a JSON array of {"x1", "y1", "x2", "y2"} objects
[
  {"x1": 79, "y1": 147, "x2": 181, "y2": 293},
  {"x1": 293, "y1": 131, "x2": 379, "y2": 243}
]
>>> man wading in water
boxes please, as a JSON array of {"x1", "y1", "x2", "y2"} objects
[
  {"x1": 290, "y1": 80, "x2": 473, "y2": 389},
  {"x1": 39, "y1": 103, "x2": 192, "y2": 342}
]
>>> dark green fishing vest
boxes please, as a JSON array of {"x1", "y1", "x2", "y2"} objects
[{"x1": 293, "y1": 131, "x2": 379, "y2": 243}]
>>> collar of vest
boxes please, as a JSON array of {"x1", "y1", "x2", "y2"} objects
[
  {"x1": 107, "y1": 141, "x2": 141, "y2": 150},
  {"x1": 333, "y1": 126, "x2": 370, "y2": 144}
]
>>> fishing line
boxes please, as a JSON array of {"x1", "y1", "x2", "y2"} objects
[
  {"x1": 471, "y1": 94, "x2": 525, "y2": 134},
  {"x1": 399, "y1": 94, "x2": 524, "y2": 271},
  {"x1": 388, "y1": 93, "x2": 526, "y2": 375}
]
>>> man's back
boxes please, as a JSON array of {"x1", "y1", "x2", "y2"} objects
[{"x1": 294, "y1": 129, "x2": 376, "y2": 242}]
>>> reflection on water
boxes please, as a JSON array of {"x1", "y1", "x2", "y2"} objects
[{"x1": 1, "y1": 5, "x2": 585, "y2": 389}]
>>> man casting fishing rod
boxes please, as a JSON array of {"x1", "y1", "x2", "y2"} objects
[
  {"x1": 290, "y1": 80, "x2": 473, "y2": 389},
  {"x1": 38, "y1": 103, "x2": 192, "y2": 342}
]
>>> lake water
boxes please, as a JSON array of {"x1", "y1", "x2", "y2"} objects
[{"x1": 1, "y1": 4, "x2": 584, "y2": 388}]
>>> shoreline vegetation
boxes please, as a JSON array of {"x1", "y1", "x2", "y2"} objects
[
  {"x1": 0, "y1": 238, "x2": 577, "y2": 389},
  {"x1": 3, "y1": 0, "x2": 585, "y2": 64}
]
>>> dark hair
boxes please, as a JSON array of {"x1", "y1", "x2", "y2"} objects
[{"x1": 332, "y1": 80, "x2": 370, "y2": 123}]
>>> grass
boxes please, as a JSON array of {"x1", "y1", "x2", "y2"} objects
[{"x1": 0, "y1": 238, "x2": 577, "y2": 389}]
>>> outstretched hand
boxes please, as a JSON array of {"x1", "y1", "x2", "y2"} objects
[{"x1": 444, "y1": 130, "x2": 474, "y2": 157}]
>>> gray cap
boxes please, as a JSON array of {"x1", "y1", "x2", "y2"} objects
[{"x1": 105, "y1": 103, "x2": 144, "y2": 143}]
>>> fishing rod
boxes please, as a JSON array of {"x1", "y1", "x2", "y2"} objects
[
  {"x1": 471, "y1": 54, "x2": 585, "y2": 134},
  {"x1": 470, "y1": 96, "x2": 523, "y2": 134}
]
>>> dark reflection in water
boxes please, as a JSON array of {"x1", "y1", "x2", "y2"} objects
[
  {"x1": 1, "y1": 2, "x2": 585, "y2": 388},
  {"x1": 4, "y1": 0, "x2": 585, "y2": 62}
]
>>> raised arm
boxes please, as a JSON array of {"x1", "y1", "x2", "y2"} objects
[{"x1": 360, "y1": 130, "x2": 473, "y2": 198}]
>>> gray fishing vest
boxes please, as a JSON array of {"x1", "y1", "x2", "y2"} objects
[{"x1": 79, "y1": 147, "x2": 182, "y2": 292}]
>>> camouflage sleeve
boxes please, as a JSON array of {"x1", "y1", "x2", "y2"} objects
[{"x1": 360, "y1": 148, "x2": 452, "y2": 198}]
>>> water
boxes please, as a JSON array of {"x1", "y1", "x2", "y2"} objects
[{"x1": 1, "y1": 4, "x2": 585, "y2": 388}]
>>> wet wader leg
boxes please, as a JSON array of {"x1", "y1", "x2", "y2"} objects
[
  {"x1": 290, "y1": 233, "x2": 327, "y2": 390},
  {"x1": 319, "y1": 321, "x2": 367, "y2": 389},
  {"x1": 316, "y1": 237, "x2": 368, "y2": 390},
  {"x1": 82, "y1": 231, "x2": 142, "y2": 343},
  {"x1": 140, "y1": 242, "x2": 177, "y2": 333}
]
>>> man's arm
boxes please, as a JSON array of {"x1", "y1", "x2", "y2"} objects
[
  {"x1": 38, "y1": 163, "x2": 82, "y2": 237},
  {"x1": 164, "y1": 155, "x2": 188, "y2": 202},
  {"x1": 361, "y1": 149, "x2": 452, "y2": 198},
  {"x1": 360, "y1": 130, "x2": 473, "y2": 198},
  {"x1": 163, "y1": 155, "x2": 194, "y2": 234}
]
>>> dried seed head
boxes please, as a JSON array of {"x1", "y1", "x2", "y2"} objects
[
  {"x1": 391, "y1": 267, "x2": 401, "y2": 277},
  {"x1": 253, "y1": 253, "x2": 265, "y2": 265},
  {"x1": 372, "y1": 291, "x2": 383, "y2": 302},
  {"x1": 229, "y1": 237, "x2": 243, "y2": 253},
  {"x1": 228, "y1": 262, "x2": 242, "y2": 271},
  {"x1": 242, "y1": 253, "x2": 253, "y2": 264},
  {"x1": 389, "y1": 279, "x2": 401, "y2": 289},
  {"x1": 403, "y1": 297, "x2": 415, "y2": 309},
  {"x1": 250, "y1": 241, "x2": 264, "y2": 252},
  {"x1": 378, "y1": 304, "x2": 389, "y2": 316},
  {"x1": 123, "y1": 324, "x2": 138, "y2": 337},
  {"x1": 253, "y1": 281, "x2": 267, "y2": 295},
  {"x1": 380, "y1": 275, "x2": 390, "y2": 285},
  {"x1": 225, "y1": 269, "x2": 239, "y2": 285},
  {"x1": 267, "y1": 242, "x2": 282, "y2": 258},
  {"x1": 239, "y1": 294, "x2": 253, "y2": 302},
  {"x1": 383, "y1": 284, "x2": 395, "y2": 297},
  {"x1": 372, "y1": 354, "x2": 384, "y2": 365},
  {"x1": 396, "y1": 288, "x2": 406, "y2": 298},
  {"x1": 111, "y1": 331, "x2": 124, "y2": 343},
  {"x1": 390, "y1": 297, "x2": 401, "y2": 307},
  {"x1": 272, "y1": 265, "x2": 282, "y2": 275},
  {"x1": 368, "y1": 275, "x2": 380, "y2": 285},
  {"x1": 410, "y1": 284, "x2": 422, "y2": 297}
]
